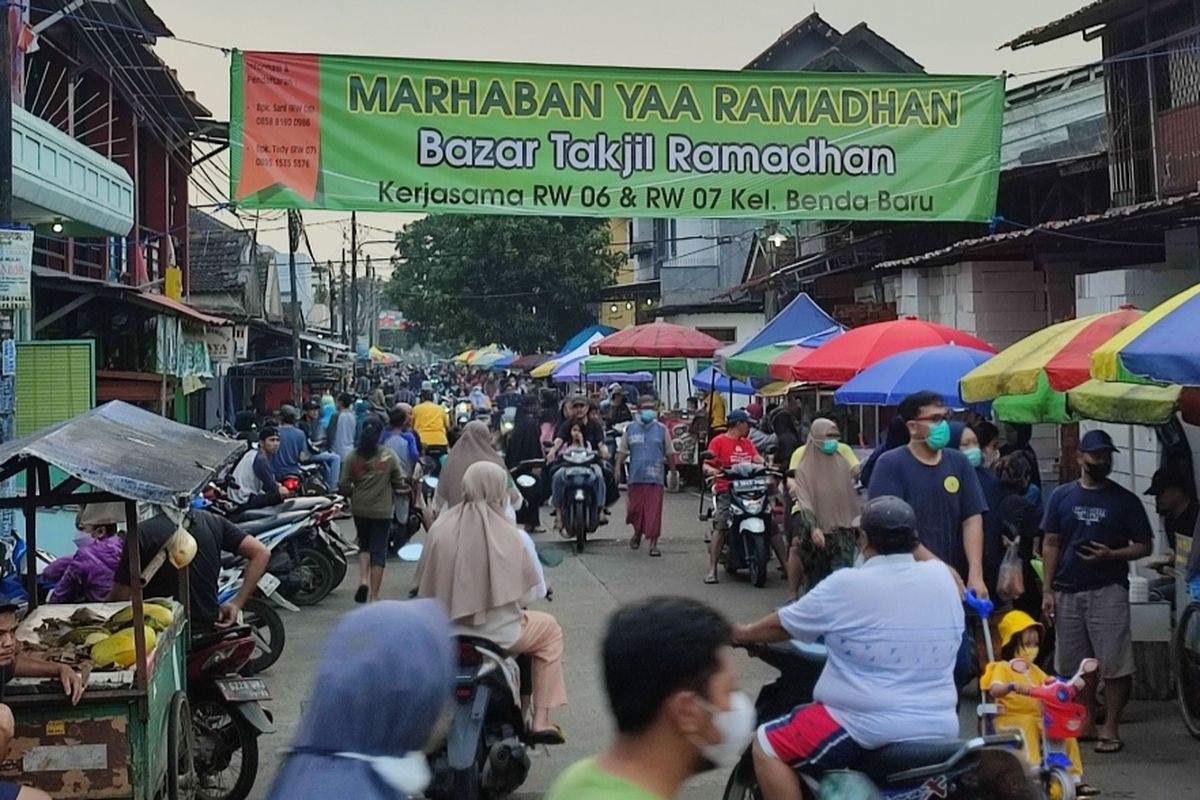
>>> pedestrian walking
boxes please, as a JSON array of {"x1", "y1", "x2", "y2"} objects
[
  {"x1": 616, "y1": 395, "x2": 673, "y2": 557},
  {"x1": 266, "y1": 600, "x2": 453, "y2": 800},
  {"x1": 339, "y1": 418, "x2": 407, "y2": 604},
  {"x1": 505, "y1": 396, "x2": 547, "y2": 533},
  {"x1": 417, "y1": 462, "x2": 567, "y2": 743},
  {"x1": 786, "y1": 418, "x2": 860, "y2": 600},
  {"x1": 1040, "y1": 429, "x2": 1153, "y2": 754},
  {"x1": 545, "y1": 597, "x2": 749, "y2": 800},
  {"x1": 867, "y1": 390, "x2": 988, "y2": 598},
  {"x1": 329, "y1": 392, "x2": 358, "y2": 459}
]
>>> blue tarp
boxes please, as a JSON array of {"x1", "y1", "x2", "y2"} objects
[
  {"x1": 736, "y1": 293, "x2": 844, "y2": 353},
  {"x1": 560, "y1": 324, "x2": 616, "y2": 355},
  {"x1": 692, "y1": 366, "x2": 756, "y2": 396}
]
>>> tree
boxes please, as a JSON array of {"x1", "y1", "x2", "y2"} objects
[{"x1": 387, "y1": 215, "x2": 622, "y2": 352}]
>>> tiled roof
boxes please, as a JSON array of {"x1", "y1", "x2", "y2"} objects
[{"x1": 189, "y1": 209, "x2": 250, "y2": 293}]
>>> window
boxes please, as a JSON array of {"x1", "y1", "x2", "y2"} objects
[
  {"x1": 15, "y1": 340, "x2": 95, "y2": 435},
  {"x1": 696, "y1": 327, "x2": 737, "y2": 343},
  {"x1": 653, "y1": 219, "x2": 678, "y2": 263}
]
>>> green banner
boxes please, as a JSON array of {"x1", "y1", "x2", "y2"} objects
[{"x1": 230, "y1": 51, "x2": 1004, "y2": 221}]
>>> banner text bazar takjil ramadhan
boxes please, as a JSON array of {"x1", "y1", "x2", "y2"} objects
[{"x1": 230, "y1": 51, "x2": 1005, "y2": 221}]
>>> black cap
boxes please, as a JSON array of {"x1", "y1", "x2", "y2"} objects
[
  {"x1": 857, "y1": 495, "x2": 917, "y2": 534},
  {"x1": 0, "y1": 595, "x2": 19, "y2": 614},
  {"x1": 726, "y1": 409, "x2": 751, "y2": 426},
  {"x1": 303, "y1": 399, "x2": 320, "y2": 411},
  {"x1": 1146, "y1": 466, "x2": 1189, "y2": 496},
  {"x1": 1079, "y1": 429, "x2": 1119, "y2": 454}
]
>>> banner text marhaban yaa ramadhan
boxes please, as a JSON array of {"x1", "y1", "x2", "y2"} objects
[{"x1": 230, "y1": 50, "x2": 1005, "y2": 221}]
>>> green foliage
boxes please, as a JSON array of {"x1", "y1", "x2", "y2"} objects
[{"x1": 386, "y1": 215, "x2": 622, "y2": 352}]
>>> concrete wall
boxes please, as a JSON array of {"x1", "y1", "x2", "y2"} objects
[{"x1": 659, "y1": 311, "x2": 764, "y2": 345}]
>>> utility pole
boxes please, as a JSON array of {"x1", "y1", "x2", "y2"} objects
[
  {"x1": 0, "y1": 4, "x2": 13, "y2": 224},
  {"x1": 287, "y1": 210, "x2": 303, "y2": 403},
  {"x1": 339, "y1": 248, "x2": 347, "y2": 344},
  {"x1": 366, "y1": 254, "x2": 374, "y2": 348},
  {"x1": 349, "y1": 211, "x2": 358, "y2": 358}
]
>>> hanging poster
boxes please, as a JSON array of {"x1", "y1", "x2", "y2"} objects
[
  {"x1": 230, "y1": 51, "x2": 1005, "y2": 222},
  {"x1": 0, "y1": 228, "x2": 34, "y2": 309}
]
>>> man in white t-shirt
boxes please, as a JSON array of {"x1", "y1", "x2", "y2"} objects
[{"x1": 734, "y1": 495, "x2": 963, "y2": 800}]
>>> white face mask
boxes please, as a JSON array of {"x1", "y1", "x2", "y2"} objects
[
  {"x1": 690, "y1": 691, "x2": 757, "y2": 768},
  {"x1": 332, "y1": 751, "x2": 430, "y2": 794}
]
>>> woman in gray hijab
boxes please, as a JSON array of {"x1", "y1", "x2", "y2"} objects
[{"x1": 266, "y1": 600, "x2": 453, "y2": 799}]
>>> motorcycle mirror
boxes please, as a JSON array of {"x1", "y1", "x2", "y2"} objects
[
  {"x1": 818, "y1": 771, "x2": 883, "y2": 800},
  {"x1": 700, "y1": 450, "x2": 716, "y2": 460},
  {"x1": 515, "y1": 474, "x2": 538, "y2": 488},
  {"x1": 397, "y1": 543, "x2": 423, "y2": 562}
]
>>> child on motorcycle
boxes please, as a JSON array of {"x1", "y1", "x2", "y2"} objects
[{"x1": 981, "y1": 610, "x2": 1098, "y2": 797}]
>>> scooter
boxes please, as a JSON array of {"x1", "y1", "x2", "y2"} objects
[
  {"x1": 188, "y1": 625, "x2": 274, "y2": 800},
  {"x1": 233, "y1": 506, "x2": 340, "y2": 606},
  {"x1": 426, "y1": 636, "x2": 533, "y2": 800},
  {"x1": 216, "y1": 553, "x2": 297, "y2": 676},
  {"x1": 555, "y1": 446, "x2": 603, "y2": 554},
  {"x1": 723, "y1": 641, "x2": 1024, "y2": 800},
  {"x1": 707, "y1": 460, "x2": 781, "y2": 588}
]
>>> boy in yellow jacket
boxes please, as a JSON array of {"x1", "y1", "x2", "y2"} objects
[{"x1": 980, "y1": 610, "x2": 1098, "y2": 797}]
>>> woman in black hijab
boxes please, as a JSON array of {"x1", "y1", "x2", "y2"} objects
[{"x1": 507, "y1": 396, "x2": 546, "y2": 533}]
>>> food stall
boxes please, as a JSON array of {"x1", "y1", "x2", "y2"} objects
[{"x1": 0, "y1": 401, "x2": 243, "y2": 799}]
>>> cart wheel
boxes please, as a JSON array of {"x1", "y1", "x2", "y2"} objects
[{"x1": 168, "y1": 690, "x2": 196, "y2": 800}]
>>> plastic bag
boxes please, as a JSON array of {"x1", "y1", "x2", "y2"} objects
[{"x1": 997, "y1": 536, "x2": 1025, "y2": 601}]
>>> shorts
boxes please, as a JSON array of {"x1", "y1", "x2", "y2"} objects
[
  {"x1": 757, "y1": 702, "x2": 869, "y2": 771},
  {"x1": 354, "y1": 516, "x2": 392, "y2": 567},
  {"x1": 714, "y1": 492, "x2": 732, "y2": 532},
  {"x1": 1055, "y1": 583, "x2": 1135, "y2": 680}
]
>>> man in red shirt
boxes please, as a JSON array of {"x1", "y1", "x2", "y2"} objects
[{"x1": 704, "y1": 410, "x2": 764, "y2": 584}]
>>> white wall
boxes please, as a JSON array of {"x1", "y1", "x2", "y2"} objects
[{"x1": 660, "y1": 310, "x2": 764, "y2": 345}]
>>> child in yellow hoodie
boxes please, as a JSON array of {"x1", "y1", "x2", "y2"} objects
[{"x1": 980, "y1": 610, "x2": 1098, "y2": 797}]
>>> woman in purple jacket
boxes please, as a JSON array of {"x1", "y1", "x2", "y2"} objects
[{"x1": 44, "y1": 503, "x2": 126, "y2": 603}]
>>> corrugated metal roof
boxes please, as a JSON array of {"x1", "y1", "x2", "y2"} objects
[{"x1": 1002, "y1": 0, "x2": 1143, "y2": 50}]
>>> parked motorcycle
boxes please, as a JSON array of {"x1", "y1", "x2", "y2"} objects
[
  {"x1": 722, "y1": 642, "x2": 1024, "y2": 800},
  {"x1": 216, "y1": 552, "x2": 296, "y2": 675},
  {"x1": 426, "y1": 636, "x2": 532, "y2": 800},
  {"x1": 188, "y1": 625, "x2": 274, "y2": 800},
  {"x1": 231, "y1": 503, "x2": 342, "y2": 606},
  {"x1": 555, "y1": 446, "x2": 603, "y2": 553},
  {"x1": 705, "y1": 459, "x2": 781, "y2": 588}
]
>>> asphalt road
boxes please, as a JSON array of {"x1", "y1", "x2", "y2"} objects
[{"x1": 247, "y1": 490, "x2": 1199, "y2": 800}]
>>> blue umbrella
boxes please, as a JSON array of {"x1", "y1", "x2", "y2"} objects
[
  {"x1": 833, "y1": 345, "x2": 994, "y2": 407},
  {"x1": 692, "y1": 366, "x2": 756, "y2": 396}
]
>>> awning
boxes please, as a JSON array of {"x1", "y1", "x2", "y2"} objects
[
  {"x1": 33, "y1": 267, "x2": 228, "y2": 326},
  {"x1": 0, "y1": 400, "x2": 242, "y2": 507},
  {"x1": 1002, "y1": 0, "x2": 1142, "y2": 50}
]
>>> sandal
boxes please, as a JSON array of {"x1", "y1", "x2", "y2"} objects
[
  {"x1": 527, "y1": 725, "x2": 566, "y2": 746},
  {"x1": 649, "y1": 544, "x2": 661, "y2": 557},
  {"x1": 1076, "y1": 784, "x2": 1101, "y2": 797},
  {"x1": 704, "y1": 574, "x2": 719, "y2": 584},
  {"x1": 1094, "y1": 738, "x2": 1124, "y2": 754},
  {"x1": 630, "y1": 534, "x2": 642, "y2": 550}
]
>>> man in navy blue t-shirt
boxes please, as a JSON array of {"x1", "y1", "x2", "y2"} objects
[
  {"x1": 271, "y1": 405, "x2": 310, "y2": 480},
  {"x1": 1040, "y1": 429, "x2": 1152, "y2": 752},
  {"x1": 868, "y1": 391, "x2": 988, "y2": 598}
]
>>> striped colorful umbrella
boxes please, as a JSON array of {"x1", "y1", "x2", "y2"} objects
[
  {"x1": 1092, "y1": 284, "x2": 1200, "y2": 386},
  {"x1": 960, "y1": 306, "x2": 1143, "y2": 402}
]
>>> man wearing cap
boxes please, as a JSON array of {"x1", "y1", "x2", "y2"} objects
[
  {"x1": 606, "y1": 384, "x2": 633, "y2": 425},
  {"x1": 703, "y1": 410, "x2": 769, "y2": 584},
  {"x1": 1041, "y1": 429, "x2": 1153, "y2": 754},
  {"x1": 298, "y1": 399, "x2": 342, "y2": 488},
  {"x1": 733, "y1": 497, "x2": 963, "y2": 800},
  {"x1": 0, "y1": 593, "x2": 87, "y2": 800}
]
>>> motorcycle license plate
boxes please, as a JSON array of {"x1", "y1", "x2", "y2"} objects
[
  {"x1": 215, "y1": 678, "x2": 271, "y2": 702},
  {"x1": 733, "y1": 479, "x2": 765, "y2": 491},
  {"x1": 258, "y1": 573, "x2": 281, "y2": 597}
]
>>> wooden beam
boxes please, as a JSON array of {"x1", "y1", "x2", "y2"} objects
[
  {"x1": 23, "y1": 467, "x2": 37, "y2": 609},
  {"x1": 125, "y1": 500, "x2": 148, "y2": 694},
  {"x1": 51, "y1": 475, "x2": 84, "y2": 495},
  {"x1": 33, "y1": 292, "x2": 95, "y2": 333},
  {"x1": 0, "y1": 490, "x2": 125, "y2": 510}
]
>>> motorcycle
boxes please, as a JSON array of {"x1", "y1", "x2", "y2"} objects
[
  {"x1": 216, "y1": 552, "x2": 297, "y2": 675},
  {"x1": 426, "y1": 636, "x2": 533, "y2": 800},
  {"x1": 279, "y1": 462, "x2": 328, "y2": 497},
  {"x1": 188, "y1": 625, "x2": 274, "y2": 800},
  {"x1": 705, "y1": 459, "x2": 781, "y2": 588},
  {"x1": 555, "y1": 446, "x2": 603, "y2": 554},
  {"x1": 723, "y1": 641, "x2": 1024, "y2": 800},
  {"x1": 605, "y1": 422, "x2": 631, "y2": 485},
  {"x1": 231, "y1": 502, "x2": 343, "y2": 606}
]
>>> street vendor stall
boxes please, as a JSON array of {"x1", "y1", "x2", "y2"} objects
[{"x1": 0, "y1": 401, "x2": 244, "y2": 800}]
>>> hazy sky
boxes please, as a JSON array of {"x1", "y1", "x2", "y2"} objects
[{"x1": 152, "y1": 0, "x2": 1099, "y2": 267}]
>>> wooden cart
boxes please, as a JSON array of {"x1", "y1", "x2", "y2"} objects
[{"x1": 0, "y1": 402, "x2": 244, "y2": 800}]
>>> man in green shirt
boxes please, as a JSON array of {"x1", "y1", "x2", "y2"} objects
[{"x1": 546, "y1": 597, "x2": 754, "y2": 799}]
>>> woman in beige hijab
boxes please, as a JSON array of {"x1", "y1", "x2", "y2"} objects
[
  {"x1": 434, "y1": 420, "x2": 511, "y2": 512},
  {"x1": 417, "y1": 461, "x2": 567, "y2": 743},
  {"x1": 786, "y1": 417, "x2": 860, "y2": 600}
]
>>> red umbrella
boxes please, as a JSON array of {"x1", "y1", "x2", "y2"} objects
[
  {"x1": 591, "y1": 322, "x2": 723, "y2": 358},
  {"x1": 767, "y1": 346, "x2": 818, "y2": 382},
  {"x1": 788, "y1": 317, "x2": 996, "y2": 384}
]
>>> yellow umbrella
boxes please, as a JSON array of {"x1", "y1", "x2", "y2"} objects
[
  {"x1": 530, "y1": 358, "x2": 559, "y2": 379},
  {"x1": 467, "y1": 344, "x2": 500, "y2": 365}
]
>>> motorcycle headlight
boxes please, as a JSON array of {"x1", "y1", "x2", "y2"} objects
[{"x1": 744, "y1": 500, "x2": 764, "y2": 513}]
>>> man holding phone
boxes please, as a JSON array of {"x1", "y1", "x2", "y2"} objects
[{"x1": 1040, "y1": 429, "x2": 1152, "y2": 755}]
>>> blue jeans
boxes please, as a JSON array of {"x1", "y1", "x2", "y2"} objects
[{"x1": 310, "y1": 451, "x2": 341, "y2": 488}]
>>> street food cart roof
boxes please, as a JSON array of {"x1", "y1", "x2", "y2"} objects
[{"x1": 0, "y1": 400, "x2": 243, "y2": 508}]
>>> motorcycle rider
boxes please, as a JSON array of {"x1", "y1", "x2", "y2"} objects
[
  {"x1": 733, "y1": 496, "x2": 963, "y2": 800},
  {"x1": 606, "y1": 384, "x2": 633, "y2": 425},
  {"x1": 548, "y1": 395, "x2": 610, "y2": 527},
  {"x1": 412, "y1": 388, "x2": 451, "y2": 457},
  {"x1": 110, "y1": 509, "x2": 271, "y2": 633},
  {"x1": 299, "y1": 399, "x2": 342, "y2": 488},
  {"x1": 271, "y1": 405, "x2": 310, "y2": 481},
  {"x1": 226, "y1": 425, "x2": 291, "y2": 511},
  {"x1": 704, "y1": 410, "x2": 785, "y2": 585}
]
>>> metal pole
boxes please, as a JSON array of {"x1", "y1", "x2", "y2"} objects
[
  {"x1": 339, "y1": 249, "x2": 347, "y2": 343},
  {"x1": 288, "y1": 210, "x2": 303, "y2": 403},
  {"x1": 124, "y1": 500, "x2": 148, "y2": 692},
  {"x1": 0, "y1": 3, "x2": 12, "y2": 224},
  {"x1": 366, "y1": 255, "x2": 374, "y2": 348},
  {"x1": 350, "y1": 211, "x2": 359, "y2": 356}
]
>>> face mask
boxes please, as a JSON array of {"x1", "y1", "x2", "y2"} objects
[
  {"x1": 331, "y1": 751, "x2": 431, "y2": 795},
  {"x1": 690, "y1": 691, "x2": 756, "y2": 769},
  {"x1": 820, "y1": 439, "x2": 839, "y2": 455},
  {"x1": 1016, "y1": 645, "x2": 1039, "y2": 663},
  {"x1": 73, "y1": 534, "x2": 93, "y2": 550},
  {"x1": 640, "y1": 409, "x2": 657, "y2": 423},
  {"x1": 962, "y1": 447, "x2": 982, "y2": 468},
  {"x1": 924, "y1": 420, "x2": 951, "y2": 451},
  {"x1": 1085, "y1": 461, "x2": 1112, "y2": 480}
]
